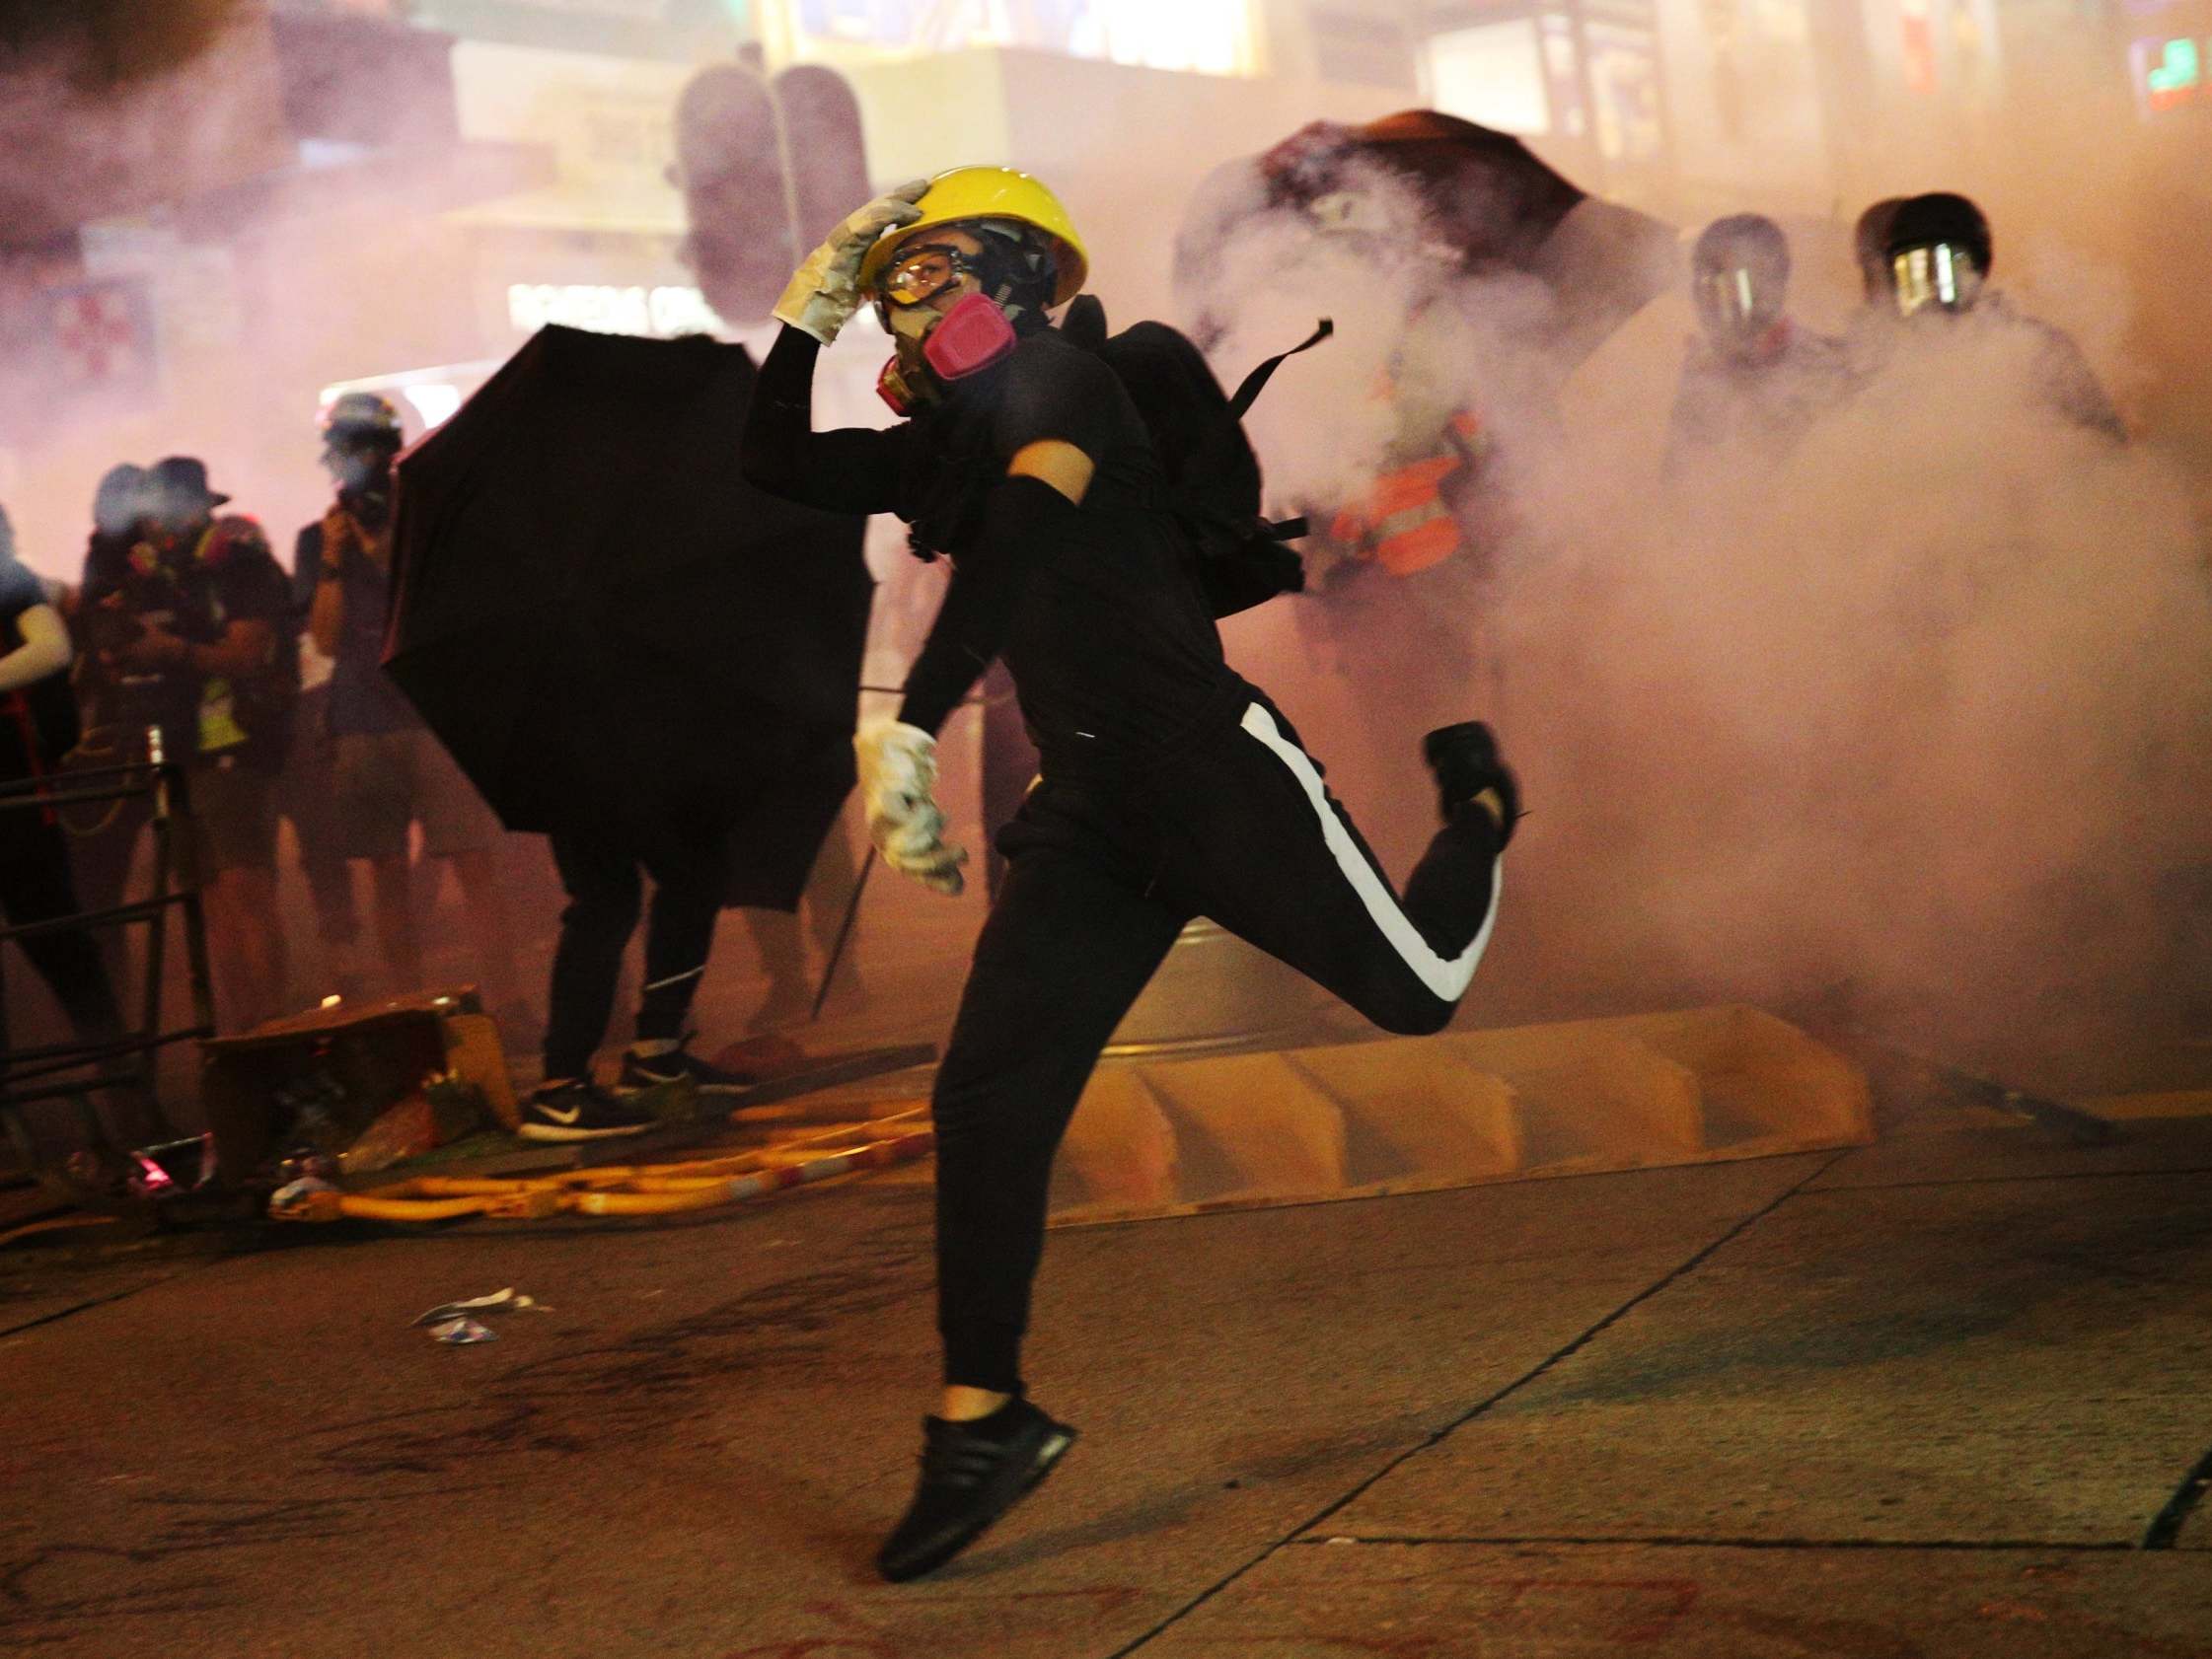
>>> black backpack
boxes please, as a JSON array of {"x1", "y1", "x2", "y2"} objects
[{"x1": 1063, "y1": 296, "x2": 1330, "y2": 618}]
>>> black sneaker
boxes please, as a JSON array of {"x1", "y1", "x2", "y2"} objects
[
  {"x1": 875, "y1": 1398, "x2": 1078, "y2": 1583},
  {"x1": 618, "y1": 1036, "x2": 759, "y2": 1096},
  {"x1": 1421, "y1": 720, "x2": 1521, "y2": 843},
  {"x1": 516, "y1": 1080, "x2": 658, "y2": 1142}
]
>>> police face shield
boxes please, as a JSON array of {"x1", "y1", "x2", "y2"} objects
[
  {"x1": 1693, "y1": 260, "x2": 1785, "y2": 352},
  {"x1": 1888, "y1": 242, "x2": 1985, "y2": 319}
]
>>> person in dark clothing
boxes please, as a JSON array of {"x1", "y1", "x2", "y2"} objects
[
  {"x1": 1665, "y1": 213, "x2": 1853, "y2": 475},
  {"x1": 1876, "y1": 191, "x2": 2127, "y2": 442},
  {"x1": 305, "y1": 394, "x2": 518, "y2": 1012},
  {"x1": 521, "y1": 810, "x2": 753, "y2": 1141},
  {"x1": 281, "y1": 507, "x2": 365, "y2": 1002},
  {"x1": 64, "y1": 465, "x2": 160, "y2": 966},
  {"x1": 743, "y1": 168, "x2": 1518, "y2": 1583},
  {"x1": 1, "y1": 504, "x2": 125, "y2": 1058},
  {"x1": 96, "y1": 458, "x2": 297, "y2": 1031}
]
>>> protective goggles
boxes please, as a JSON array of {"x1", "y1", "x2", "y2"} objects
[
  {"x1": 874, "y1": 245, "x2": 981, "y2": 315},
  {"x1": 1889, "y1": 242, "x2": 1984, "y2": 317}
]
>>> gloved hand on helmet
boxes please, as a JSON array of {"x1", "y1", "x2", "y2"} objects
[
  {"x1": 774, "y1": 180, "x2": 930, "y2": 345},
  {"x1": 855, "y1": 717, "x2": 968, "y2": 896}
]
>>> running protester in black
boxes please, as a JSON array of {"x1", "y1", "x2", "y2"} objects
[{"x1": 742, "y1": 168, "x2": 1517, "y2": 1583}]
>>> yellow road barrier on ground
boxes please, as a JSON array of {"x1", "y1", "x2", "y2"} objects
[{"x1": 271, "y1": 1113, "x2": 932, "y2": 1224}]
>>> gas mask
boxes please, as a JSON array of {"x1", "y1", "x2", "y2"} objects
[
  {"x1": 872, "y1": 241, "x2": 1022, "y2": 414},
  {"x1": 1888, "y1": 242, "x2": 1985, "y2": 319},
  {"x1": 326, "y1": 444, "x2": 397, "y2": 525}
]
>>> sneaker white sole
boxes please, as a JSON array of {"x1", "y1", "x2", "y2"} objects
[
  {"x1": 516, "y1": 1119, "x2": 655, "y2": 1142},
  {"x1": 620, "y1": 1069, "x2": 753, "y2": 1096}
]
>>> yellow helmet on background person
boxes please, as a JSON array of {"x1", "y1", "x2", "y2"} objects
[{"x1": 860, "y1": 166, "x2": 1088, "y2": 308}]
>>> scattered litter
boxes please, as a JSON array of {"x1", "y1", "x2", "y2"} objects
[
  {"x1": 269, "y1": 1176, "x2": 337, "y2": 1218},
  {"x1": 412, "y1": 1287, "x2": 544, "y2": 1327},
  {"x1": 427, "y1": 1317, "x2": 496, "y2": 1345}
]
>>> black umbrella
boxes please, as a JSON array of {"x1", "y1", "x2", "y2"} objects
[
  {"x1": 1177, "y1": 109, "x2": 1677, "y2": 367},
  {"x1": 385, "y1": 325, "x2": 871, "y2": 910}
]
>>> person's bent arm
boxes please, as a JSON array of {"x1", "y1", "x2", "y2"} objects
[
  {"x1": 895, "y1": 473, "x2": 1082, "y2": 735},
  {"x1": 0, "y1": 602, "x2": 72, "y2": 693},
  {"x1": 739, "y1": 325, "x2": 909, "y2": 515},
  {"x1": 1005, "y1": 439, "x2": 1093, "y2": 505}
]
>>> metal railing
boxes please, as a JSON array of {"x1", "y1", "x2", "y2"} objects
[{"x1": 0, "y1": 731, "x2": 215, "y2": 1177}]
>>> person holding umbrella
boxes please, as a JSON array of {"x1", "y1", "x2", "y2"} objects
[
  {"x1": 743, "y1": 167, "x2": 1520, "y2": 1581},
  {"x1": 380, "y1": 325, "x2": 874, "y2": 1141}
]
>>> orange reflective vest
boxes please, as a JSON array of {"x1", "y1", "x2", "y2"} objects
[{"x1": 1328, "y1": 410, "x2": 1485, "y2": 577}]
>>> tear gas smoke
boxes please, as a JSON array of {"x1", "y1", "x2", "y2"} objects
[
  {"x1": 1181, "y1": 157, "x2": 2212, "y2": 1075},
  {"x1": 3, "y1": 19, "x2": 2207, "y2": 1078},
  {"x1": 0, "y1": 0, "x2": 246, "y2": 89}
]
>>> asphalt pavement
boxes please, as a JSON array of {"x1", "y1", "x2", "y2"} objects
[{"x1": 4, "y1": 1059, "x2": 2209, "y2": 1657}]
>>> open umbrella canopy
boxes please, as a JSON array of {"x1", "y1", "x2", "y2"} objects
[
  {"x1": 1177, "y1": 109, "x2": 1677, "y2": 367},
  {"x1": 386, "y1": 325, "x2": 870, "y2": 909}
]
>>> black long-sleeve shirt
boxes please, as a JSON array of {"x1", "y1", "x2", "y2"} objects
[{"x1": 741, "y1": 324, "x2": 1237, "y2": 764}]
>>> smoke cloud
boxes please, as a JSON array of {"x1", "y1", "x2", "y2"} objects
[{"x1": 1182, "y1": 137, "x2": 2212, "y2": 1079}]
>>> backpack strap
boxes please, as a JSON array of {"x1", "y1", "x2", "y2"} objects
[{"x1": 1227, "y1": 318, "x2": 1333, "y2": 419}]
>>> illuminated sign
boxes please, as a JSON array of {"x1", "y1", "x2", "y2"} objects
[
  {"x1": 2132, "y1": 36, "x2": 2207, "y2": 116},
  {"x1": 789, "y1": 0, "x2": 1258, "y2": 76},
  {"x1": 507, "y1": 283, "x2": 720, "y2": 337}
]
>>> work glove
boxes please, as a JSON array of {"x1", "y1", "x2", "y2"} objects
[
  {"x1": 774, "y1": 180, "x2": 930, "y2": 345},
  {"x1": 855, "y1": 717, "x2": 968, "y2": 897}
]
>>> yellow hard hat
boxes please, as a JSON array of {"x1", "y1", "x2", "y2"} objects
[{"x1": 860, "y1": 166, "x2": 1088, "y2": 308}]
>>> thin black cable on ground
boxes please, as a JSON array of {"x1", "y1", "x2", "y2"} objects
[
  {"x1": 1103, "y1": 1146, "x2": 1857, "y2": 1659},
  {"x1": 0, "y1": 1265, "x2": 205, "y2": 1341},
  {"x1": 2142, "y1": 1442, "x2": 2212, "y2": 1549}
]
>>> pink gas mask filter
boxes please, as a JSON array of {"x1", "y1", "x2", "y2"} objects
[
  {"x1": 922, "y1": 292, "x2": 1019, "y2": 379},
  {"x1": 874, "y1": 292, "x2": 1021, "y2": 413}
]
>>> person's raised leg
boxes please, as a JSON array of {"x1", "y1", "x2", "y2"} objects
[{"x1": 1180, "y1": 697, "x2": 1517, "y2": 1039}]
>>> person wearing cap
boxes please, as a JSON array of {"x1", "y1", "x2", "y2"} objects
[
  {"x1": 1664, "y1": 213, "x2": 1852, "y2": 475},
  {"x1": 1872, "y1": 191, "x2": 2126, "y2": 442},
  {"x1": 744, "y1": 168, "x2": 1517, "y2": 1581},
  {"x1": 96, "y1": 457, "x2": 296, "y2": 1030},
  {"x1": 305, "y1": 394, "x2": 520, "y2": 1017}
]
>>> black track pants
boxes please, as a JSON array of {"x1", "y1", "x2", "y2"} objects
[
  {"x1": 544, "y1": 827, "x2": 727, "y2": 1082},
  {"x1": 933, "y1": 691, "x2": 1504, "y2": 1392}
]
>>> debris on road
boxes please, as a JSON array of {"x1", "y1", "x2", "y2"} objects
[
  {"x1": 425, "y1": 1317, "x2": 496, "y2": 1345},
  {"x1": 411, "y1": 1287, "x2": 543, "y2": 1327}
]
